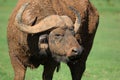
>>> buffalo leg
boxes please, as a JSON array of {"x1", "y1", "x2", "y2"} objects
[
  {"x1": 67, "y1": 62, "x2": 85, "y2": 80},
  {"x1": 42, "y1": 60, "x2": 58, "y2": 80},
  {"x1": 9, "y1": 53, "x2": 26, "y2": 80}
]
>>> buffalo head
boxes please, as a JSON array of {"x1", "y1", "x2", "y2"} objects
[{"x1": 15, "y1": 3, "x2": 84, "y2": 62}]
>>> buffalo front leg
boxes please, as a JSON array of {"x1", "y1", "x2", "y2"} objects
[
  {"x1": 67, "y1": 62, "x2": 86, "y2": 80},
  {"x1": 9, "y1": 53, "x2": 26, "y2": 80},
  {"x1": 42, "y1": 59, "x2": 59, "y2": 80}
]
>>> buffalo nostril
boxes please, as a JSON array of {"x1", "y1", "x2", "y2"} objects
[
  {"x1": 68, "y1": 47, "x2": 84, "y2": 61},
  {"x1": 72, "y1": 48, "x2": 79, "y2": 55}
]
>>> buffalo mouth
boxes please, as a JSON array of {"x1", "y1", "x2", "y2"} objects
[
  {"x1": 68, "y1": 54, "x2": 81, "y2": 62},
  {"x1": 52, "y1": 54, "x2": 69, "y2": 63},
  {"x1": 51, "y1": 53, "x2": 81, "y2": 63}
]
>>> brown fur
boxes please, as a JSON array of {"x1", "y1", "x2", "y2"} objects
[{"x1": 7, "y1": 0, "x2": 99, "y2": 80}]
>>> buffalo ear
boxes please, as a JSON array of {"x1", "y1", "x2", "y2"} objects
[{"x1": 38, "y1": 34, "x2": 48, "y2": 49}]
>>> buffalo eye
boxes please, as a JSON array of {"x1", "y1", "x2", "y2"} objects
[
  {"x1": 55, "y1": 34, "x2": 63, "y2": 37},
  {"x1": 54, "y1": 33, "x2": 64, "y2": 40}
]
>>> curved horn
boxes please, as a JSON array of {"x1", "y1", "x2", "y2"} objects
[
  {"x1": 69, "y1": 6, "x2": 81, "y2": 33},
  {"x1": 60, "y1": 16, "x2": 74, "y2": 27},
  {"x1": 15, "y1": 3, "x2": 65, "y2": 34}
]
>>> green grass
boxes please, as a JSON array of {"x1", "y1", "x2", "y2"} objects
[
  {"x1": 0, "y1": 0, "x2": 120, "y2": 80},
  {"x1": 83, "y1": 12, "x2": 120, "y2": 79},
  {"x1": 91, "y1": 0, "x2": 120, "y2": 13},
  {"x1": 0, "y1": 0, "x2": 18, "y2": 80}
]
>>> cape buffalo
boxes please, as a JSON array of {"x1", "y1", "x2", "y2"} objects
[{"x1": 7, "y1": 0, "x2": 99, "y2": 80}]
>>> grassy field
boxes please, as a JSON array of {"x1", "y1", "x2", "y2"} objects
[{"x1": 0, "y1": 0, "x2": 120, "y2": 80}]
